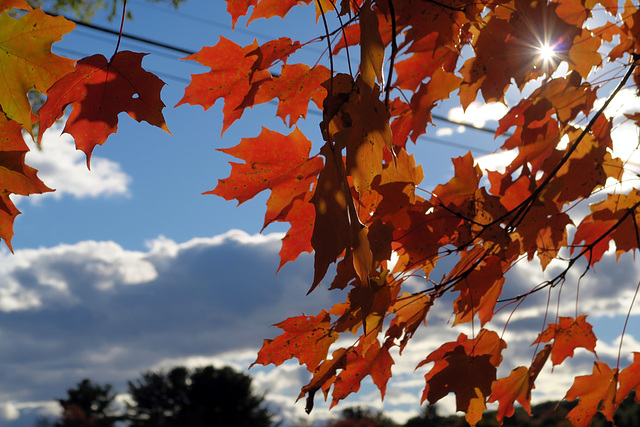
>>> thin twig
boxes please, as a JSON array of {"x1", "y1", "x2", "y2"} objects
[
  {"x1": 384, "y1": 0, "x2": 397, "y2": 107},
  {"x1": 113, "y1": 0, "x2": 127, "y2": 57}
]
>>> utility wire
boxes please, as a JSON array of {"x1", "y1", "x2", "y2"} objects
[
  {"x1": 53, "y1": 12, "x2": 508, "y2": 140},
  {"x1": 52, "y1": 13, "x2": 194, "y2": 55}
]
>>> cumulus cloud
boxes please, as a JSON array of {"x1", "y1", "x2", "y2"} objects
[
  {"x1": 0, "y1": 402, "x2": 19, "y2": 421},
  {"x1": 0, "y1": 230, "x2": 638, "y2": 426},
  {"x1": 17, "y1": 123, "x2": 131, "y2": 203},
  {"x1": 0, "y1": 230, "x2": 342, "y2": 426},
  {"x1": 447, "y1": 102, "x2": 508, "y2": 131}
]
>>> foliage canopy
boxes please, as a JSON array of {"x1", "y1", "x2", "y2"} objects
[{"x1": 4, "y1": 0, "x2": 640, "y2": 425}]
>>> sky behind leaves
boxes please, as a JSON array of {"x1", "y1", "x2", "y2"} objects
[{"x1": 2, "y1": 0, "x2": 640, "y2": 426}]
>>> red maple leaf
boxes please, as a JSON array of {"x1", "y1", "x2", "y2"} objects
[
  {"x1": 38, "y1": 51, "x2": 169, "y2": 166},
  {"x1": 209, "y1": 127, "x2": 323, "y2": 229},
  {"x1": 252, "y1": 309, "x2": 338, "y2": 371},
  {"x1": 254, "y1": 63, "x2": 329, "y2": 127},
  {"x1": 565, "y1": 354, "x2": 640, "y2": 426},
  {"x1": 0, "y1": 109, "x2": 52, "y2": 249},
  {"x1": 533, "y1": 315, "x2": 597, "y2": 366},
  {"x1": 0, "y1": 8, "x2": 75, "y2": 131},
  {"x1": 176, "y1": 37, "x2": 268, "y2": 133},
  {"x1": 488, "y1": 345, "x2": 551, "y2": 421},
  {"x1": 330, "y1": 339, "x2": 394, "y2": 407}
]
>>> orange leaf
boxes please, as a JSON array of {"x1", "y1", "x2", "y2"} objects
[
  {"x1": 421, "y1": 346, "x2": 496, "y2": 417},
  {"x1": 564, "y1": 362, "x2": 618, "y2": 426},
  {"x1": 38, "y1": 51, "x2": 169, "y2": 167},
  {"x1": 452, "y1": 255, "x2": 506, "y2": 326},
  {"x1": 248, "y1": 0, "x2": 311, "y2": 23},
  {"x1": 278, "y1": 199, "x2": 315, "y2": 270},
  {"x1": 396, "y1": 67, "x2": 461, "y2": 143},
  {"x1": 533, "y1": 315, "x2": 597, "y2": 366},
  {"x1": 247, "y1": 37, "x2": 302, "y2": 70},
  {"x1": 615, "y1": 352, "x2": 640, "y2": 404},
  {"x1": 0, "y1": 110, "x2": 53, "y2": 250},
  {"x1": 299, "y1": 347, "x2": 348, "y2": 414},
  {"x1": 0, "y1": 8, "x2": 75, "y2": 131},
  {"x1": 572, "y1": 189, "x2": 640, "y2": 263},
  {"x1": 330, "y1": 339, "x2": 394, "y2": 407},
  {"x1": 359, "y1": 0, "x2": 385, "y2": 87},
  {"x1": 252, "y1": 309, "x2": 338, "y2": 371},
  {"x1": 568, "y1": 29, "x2": 602, "y2": 78},
  {"x1": 310, "y1": 143, "x2": 351, "y2": 289},
  {"x1": 225, "y1": 0, "x2": 257, "y2": 28},
  {"x1": 0, "y1": 0, "x2": 31, "y2": 11},
  {"x1": 177, "y1": 37, "x2": 268, "y2": 133},
  {"x1": 418, "y1": 330, "x2": 505, "y2": 422},
  {"x1": 433, "y1": 152, "x2": 481, "y2": 208},
  {"x1": 209, "y1": 127, "x2": 323, "y2": 229},
  {"x1": 337, "y1": 77, "x2": 392, "y2": 194},
  {"x1": 565, "y1": 355, "x2": 640, "y2": 426},
  {"x1": 488, "y1": 345, "x2": 551, "y2": 421},
  {"x1": 255, "y1": 63, "x2": 329, "y2": 127}
]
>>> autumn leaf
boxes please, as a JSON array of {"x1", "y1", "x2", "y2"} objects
[
  {"x1": 38, "y1": 51, "x2": 169, "y2": 167},
  {"x1": 299, "y1": 347, "x2": 348, "y2": 414},
  {"x1": 177, "y1": 36, "x2": 268, "y2": 133},
  {"x1": 564, "y1": 362, "x2": 618, "y2": 426},
  {"x1": 210, "y1": 127, "x2": 323, "y2": 229},
  {"x1": 572, "y1": 190, "x2": 640, "y2": 263},
  {"x1": 0, "y1": 109, "x2": 52, "y2": 250},
  {"x1": 254, "y1": 63, "x2": 329, "y2": 127},
  {"x1": 225, "y1": 0, "x2": 257, "y2": 28},
  {"x1": 452, "y1": 255, "x2": 506, "y2": 326},
  {"x1": 0, "y1": 8, "x2": 75, "y2": 131},
  {"x1": 278, "y1": 199, "x2": 315, "y2": 270},
  {"x1": 421, "y1": 346, "x2": 496, "y2": 421},
  {"x1": 252, "y1": 309, "x2": 338, "y2": 371},
  {"x1": 247, "y1": 37, "x2": 302, "y2": 70},
  {"x1": 359, "y1": 0, "x2": 384, "y2": 88},
  {"x1": 433, "y1": 152, "x2": 481, "y2": 208},
  {"x1": 330, "y1": 339, "x2": 394, "y2": 407},
  {"x1": 310, "y1": 142, "x2": 352, "y2": 290},
  {"x1": 338, "y1": 76, "x2": 393, "y2": 194},
  {"x1": 418, "y1": 330, "x2": 505, "y2": 425},
  {"x1": 565, "y1": 354, "x2": 640, "y2": 426},
  {"x1": 248, "y1": 0, "x2": 312, "y2": 23},
  {"x1": 394, "y1": 67, "x2": 461, "y2": 143},
  {"x1": 533, "y1": 315, "x2": 597, "y2": 366},
  {"x1": 488, "y1": 345, "x2": 551, "y2": 422},
  {"x1": 0, "y1": 0, "x2": 31, "y2": 11},
  {"x1": 387, "y1": 292, "x2": 433, "y2": 352}
]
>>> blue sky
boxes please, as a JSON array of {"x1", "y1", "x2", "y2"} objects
[{"x1": 2, "y1": 1, "x2": 640, "y2": 426}]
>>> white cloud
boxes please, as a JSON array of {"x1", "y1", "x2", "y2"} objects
[
  {"x1": 0, "y1": 402, "x2": 19, "y2": 421},
  {"x1": 447, "y1": 102, "x2": 508, "y2": 131},
  {"x1": 0, "y1": 230, "x2": 638, "y2": 426},
  {"x1": 17, "y1": 123, "x2": 131, "y2": 203},
  {"x1": 435, "y1": 127, "x2": 454, "y2": 137}
]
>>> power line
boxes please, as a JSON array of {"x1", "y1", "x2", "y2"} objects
[
  {"x1": 52, "y1": 13, "x2": 194, "y2": 55},
  {"x1": 52, "y1": 12, "x2": 508, "y2": 141}
]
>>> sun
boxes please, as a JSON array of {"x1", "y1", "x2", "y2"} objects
[{"x1": 537, "y1": 42, "x2": 557, "y2": 62}]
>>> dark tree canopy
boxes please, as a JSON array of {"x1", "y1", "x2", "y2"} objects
[
  {"x1": 54, "y1": 379, "x2": 120, "y2": 427},
  {"x1": 126, "y1": 365, "x2": 274, "y2": 427},
  {"x1": 26, "y1": 0, "x2": 186, "y2": 20},
  {"x1": 324, "y1": 407, "x2": 398, "y2": 427}
]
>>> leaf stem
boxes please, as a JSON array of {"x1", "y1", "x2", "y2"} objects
[
  {"x1": 113, "y1": 0, "x2": 127, "y2": 58},
  {"x1": 384, "y1": 0, "x2": 397, "y2": 107}
]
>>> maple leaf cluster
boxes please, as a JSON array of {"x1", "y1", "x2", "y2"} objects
[{"x1": 5, "y1": 0, "x2": 640, "y2": 425}]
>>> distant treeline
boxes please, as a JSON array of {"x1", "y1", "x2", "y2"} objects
[{"x1": 39, "y1": 366, "x2": 640, "y2": 427}]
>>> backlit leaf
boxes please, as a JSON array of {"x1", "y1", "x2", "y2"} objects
[
  {"x1": 38, "y1": 51, "x2": 169, "y2": 166},
  {"x1": 0, "y1": 8, "x2": 75, "y2": 131},
  {"x1": 533, "y1": 315, "x2": 597, "y2": 366}
]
